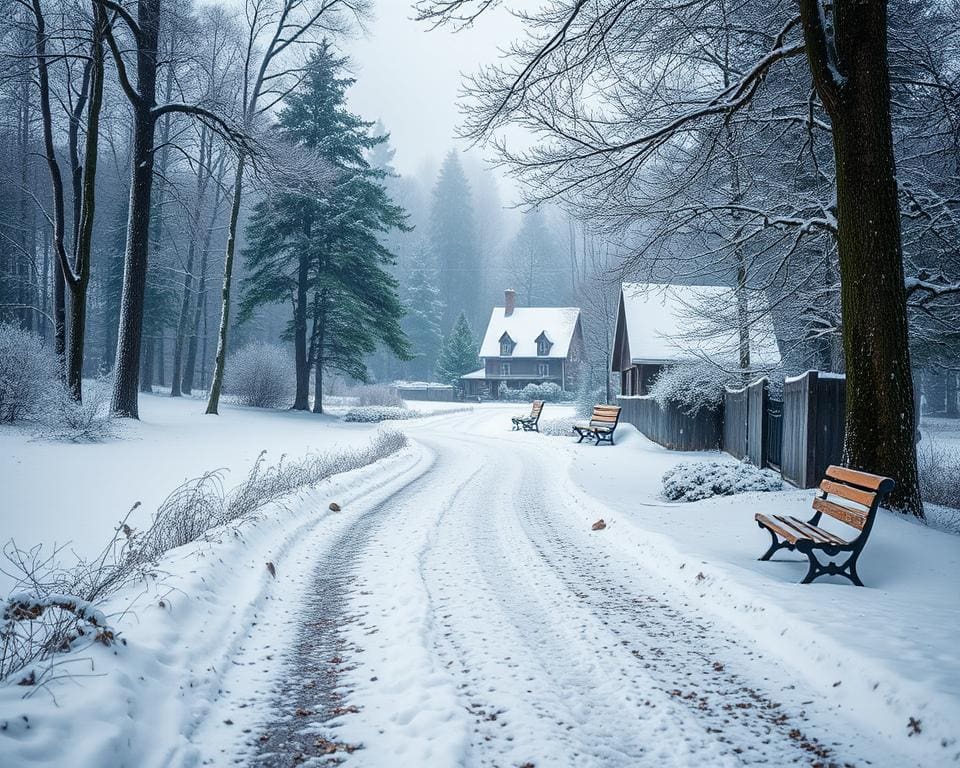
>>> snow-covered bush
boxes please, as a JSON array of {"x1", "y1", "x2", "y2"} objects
[
  {"x1": 539, "y1": 416, "x2": 577, "y2": 437},
  {"x1": 0, "y1": 323, "x2": 57, "y2": 423},
  {"x1": 662, "y1": 460, "x2": 783, "y2": 502},
  {"x1": 225, "y1": 342, "x2": 294, "y2": 408},
  {"x1": 649, "y1": 361, "x2": 730, "y2": 416},
  {"x1": 353, "y1": 384, "x2": 404, "y2": 408},
  {"x1": 342, "y1": 405, "x2": 416, "y2": 422},
  {"x1": 498, "y1": 381, "x2": 571, "y2": 403},
  {"x1": 35, "y1": 378, "x2": 115, "y2": 442}
]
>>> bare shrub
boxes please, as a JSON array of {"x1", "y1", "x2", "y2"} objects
[
  {"x1": 1, "y1": 429, "x2": 408, "y2": 684},
  {"x1": 34, "y1": 378, "x2": 116, "y2": 442},
  {"x1": 0, "y1": 323, "x2": 57, "y2": 424},
  {"x1": 225, "y1": 342, "x2": 294, "y2": 408},
  {"x1": 917, "y1": 438, "x2": 960, "y2": 510}
]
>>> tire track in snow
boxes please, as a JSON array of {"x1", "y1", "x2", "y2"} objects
[
  {"x1": 185, "y1": 445, "x2": 434, "y2": 766},
  {"x1": 413, "y1": 424, "x2": 886, "y2": 767}
]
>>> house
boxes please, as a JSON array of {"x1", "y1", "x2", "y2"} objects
[
  {"x1": 462, "y1": 289, "x2": 583, "y2": 399},
  {"x1": 612, "y1": 282, "x2": 781, "y2": 395}
]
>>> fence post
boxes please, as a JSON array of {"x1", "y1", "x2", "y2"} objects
[
  {"x1": 746, "y1": 377, "x2": 769, "y2": 467},
  {"x1": 803, "y1": 370, "x2": 820, "y2": 487}
]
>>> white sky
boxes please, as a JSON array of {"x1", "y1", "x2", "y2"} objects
[{"x1": 343, "y1": 2, "x2": 524, "y2": 192}]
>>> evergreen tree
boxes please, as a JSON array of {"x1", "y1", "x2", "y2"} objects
[
  {"x1": 430, "y1": 151, "x2": 479, "y2": 332},
  {"x1": 240, "y1": 43, "x2": 411, "y2": 412},
  {"x1": 435, "y1": 311, "x2": 478, "y2": 386},
  {"x1": 402, "y1": 252, "x2": 443, "y2": 380}
]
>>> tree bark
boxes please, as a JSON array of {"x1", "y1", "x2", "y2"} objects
[
  {"x1": 799, "y1": 0, "x2": 923, "y2": 515},
  {"x1": 110, "y1": 0, "x2": 161, "y2": 418},
  {"x1": 293, "y1": 238, "x2": 311, "y2": 410}
]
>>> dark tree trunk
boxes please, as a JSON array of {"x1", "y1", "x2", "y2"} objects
[
  {"x1": 110, "y1": 0, "x2": 161, "y2": 418},
  {"x1": 292, "y1": 246, "x2": 310, "y2": 411},
  {"x1": 799, "y1": 0, "x2": 923, "y2": 515},
  {"x1": 313, "y1": 357, "x2": 323, "y2": 414}
]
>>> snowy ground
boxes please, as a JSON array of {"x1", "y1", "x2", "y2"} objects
[{"x1": 2, "y1": 404, "x2": 958, "y2": 766}]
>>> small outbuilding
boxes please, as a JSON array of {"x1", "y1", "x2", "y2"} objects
[{"x1": 612, "y1": 282, "x2": 781, "y2": 395}]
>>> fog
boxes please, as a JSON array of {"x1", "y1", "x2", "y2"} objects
[{"x1": 344, "y1": 2, "x2": 524, "y2": 198}]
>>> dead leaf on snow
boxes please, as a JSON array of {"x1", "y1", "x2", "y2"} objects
[{"x1": 591, "y1": 519, "x2": 606, "y2": 531}]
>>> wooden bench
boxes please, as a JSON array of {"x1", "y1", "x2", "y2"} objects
[
  {"x1": 511, "y1": 400, "x2": 544, "y2": 432},
  {"x1": 572, "y1": 405, "x2": 621, "y2": 446},
  {"x1": 755, "y1": 465, "x2": 895, "y2": 586}
]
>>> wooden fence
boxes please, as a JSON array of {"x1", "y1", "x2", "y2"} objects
[
  {"x1": 618, "y1": 395, "x2": 723, "y2": 451},
  {"x1": 780, "y1": 370, "x2": 846, "y2": 488},
  {"x1": 746, "y1": 377, "x2": 770, "y2": 468},
  {"x1": 723, "y1": 385, "x2": 750, "y2": 459}
]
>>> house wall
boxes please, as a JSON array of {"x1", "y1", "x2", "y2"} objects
[{"x1": 620, "y1": 364, "x2": 663, "y2": 396}]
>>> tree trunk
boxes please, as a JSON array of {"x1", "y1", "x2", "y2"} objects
[
  {"x1": 800, "y1": 0, "x2": 922, "y2": 515},
  {"x1": 182, "y1": 173, "x2": 221, "y2": 395},
  {"x1": 292, "y1": 246, "x2": 310, "y2": 410},
  {"x1": 205, "y1": 156, "x2": 245, "y2": 415},
  {"x1": 156, "y1": 331, "x2": 165, "y2": 386},
  {"x1": 67, "y1": 11, "x2": 104, "y2": 399},
  {"x1": 109, "y1": 0, "x2": 161, "y2": 418},
  {"x1": 313, "y1": 357, "x2": 323, "y2": 414}
]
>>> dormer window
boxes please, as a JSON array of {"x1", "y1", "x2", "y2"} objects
[
  {"x1": 500, "y1": 332, "x2": 515, "y2": 357},
  {"x1": 536, "y1": 331, "x2": 552, "y2": 357}
]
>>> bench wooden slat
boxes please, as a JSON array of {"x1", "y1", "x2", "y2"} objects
[
  {"x1": 774, "y1": 515, "x2": 847, "y2": 545},
  {"x1": 824, "y1": 465, "x2": 889, "y2": 491},
  {"x1": 819, "y1": 479, "x2": 875, "y2": 508},
  {"x1": 811, "y1": 496, "x2": 867, "y2": 530}
]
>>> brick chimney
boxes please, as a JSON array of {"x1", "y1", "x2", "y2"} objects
[{"x1": 504, "y1": 288, "x2": 516, "y2": 317}]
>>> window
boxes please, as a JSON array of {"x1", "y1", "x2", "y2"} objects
[
  {"x1": 537, "y1": 338, "x2": 550, "y2": 356},
  {"x1": 500, "y1": 362, "x2": 511, "y2": 376},
  {"x1": 500, "y1": 333, "x2": 515, "y2": 356},
  {"x1": 538, "y1": 362, "x2": 549, "y2": 377}
]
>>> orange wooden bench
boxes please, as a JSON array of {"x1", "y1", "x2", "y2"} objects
[
  {"x1": 511, "y1": 400, "x2": 544, "y2": 432},
  {"x1": 572, "y1": 404, "x2": 621, "y2": 446},
  {"x1": 755, "y1": 465, "x2": 895, "y2": 586}
]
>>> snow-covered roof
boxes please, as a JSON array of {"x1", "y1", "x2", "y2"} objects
[
  {"x1": 461, "y1": 368, "x2": 488, "y2": 380},
  {"x1": 479, "y1": 307, "x2": 581, "y2": 359},
  {"x1": 615, "y1": 283, "x2": 781, "y2": 367}
]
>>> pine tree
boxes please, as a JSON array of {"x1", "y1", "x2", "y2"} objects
[
  {"x1": 402, "y1": 254, "x2": 443, "y2": 380},
  {"x1": 435, "y1": 311, "x2": 478, "y2": 386},
  {"x1": 240, "y1": 43, "x2": 411, "y2": 412},
  {"x1": 430, "y1": 151, "x2": 479, "y2": 332}
]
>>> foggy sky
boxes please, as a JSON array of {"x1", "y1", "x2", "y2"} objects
[{"x1": 344, "y1": 2, "x2": 523, "y2": 196}]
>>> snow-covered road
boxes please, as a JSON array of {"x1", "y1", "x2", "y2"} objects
[{"x1": 189, "y1": 408, "x2": 914, "y2": 768}]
